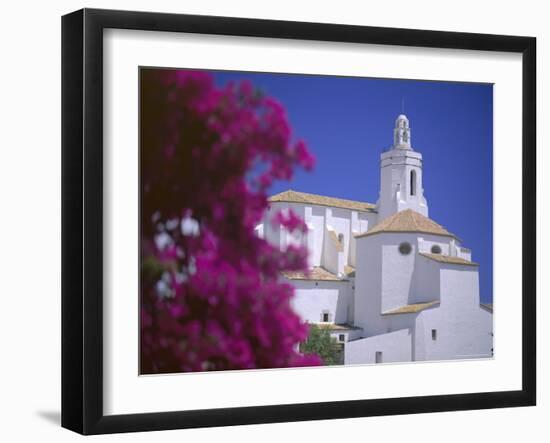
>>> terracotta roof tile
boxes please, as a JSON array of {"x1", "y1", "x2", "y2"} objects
[
  {"x1": 420, "y1": 252, "x2": 479, "y2": 266},
  {"x1": 355, "y1": 209, "x2": 455, "y2": 239},
  {"x1": 269, "y1": 190, "x2": 375, "y2": 213},
  {"x1": 344, "y1": 265, "x2": 355, "y2": 277},
  {"x1": 281, "y1": 266, "x2": 344, "y2": 282},
  {"x1": 382, "y1": 300, "x2": 440, "y2": 315},
  {"x1": 314, "y1": 323, "x2": 362, "y2": 331}
]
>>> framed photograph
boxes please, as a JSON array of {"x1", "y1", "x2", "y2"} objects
[{"x1": 62, "y1": 8, "x2": 536, "y2": 435}]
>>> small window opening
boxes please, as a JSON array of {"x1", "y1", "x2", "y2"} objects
[
  {"x1": 431, "y1": 329, "x2": 437, "y2": 341},
  {"x1": 431, "y1": 244, "x2": 442, "y2": 254},
  {"x1": 410, "y1": 170, "x2": 417, "y2": 196},
  {"x1": 375, "y1": 351, "x2": 383, "y2": 364},
  {"x1": 339, "y1": 334, "x2": 345, "y2": 342},
  {"x1": 322, "y1": 312, "x2": 329, "y2": 322},
  {"x1": 338, "y1": 233, "x2": 344, "y2": 244},
  {"x1": 398, "y1": 242, "x2": 412, "y2": 255}
]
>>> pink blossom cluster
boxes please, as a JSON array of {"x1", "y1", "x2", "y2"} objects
[
  {"x1": 271, "y1": 208, "x2": 309, "y2": 233},
  {"x1": 140, "y1": 69, "x2": 321, "y2": 373}
]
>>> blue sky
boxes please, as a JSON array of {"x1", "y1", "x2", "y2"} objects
[{"x1": 212, "y1": 71, "x2": 493, "y2": 303}]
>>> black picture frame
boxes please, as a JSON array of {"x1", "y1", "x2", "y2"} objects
[{"x1": 62, "y1": 8, "x2": 537, "y2": 435}]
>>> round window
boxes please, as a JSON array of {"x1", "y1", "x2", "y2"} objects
[
  {"x1": 398, "y1": 242, "x2": 412, "y2": 255},
  {"x1": 431, "y1": 245, "x2": 442, "y2": 254}
]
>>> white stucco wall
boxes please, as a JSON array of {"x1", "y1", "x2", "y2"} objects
[
  {"x1": 322, "y1": 226, "x2": 344, "y2": 276},
  {"x1": 307, "y1": 205, "x2": 325, "y2": 267},
  {"x1": 356, "y1": 233, "x2": 457, "y2": 315},
  {"x1": 344, "y1": 328, "x2": 413, "y2": 365},
  {"x1": 354, "y1": 232, "x2": 426, "y2": 336},
  {"x1": 456, "y1": 246, "x2": 472, "y2": 261},
  {"x1": 353, "y1": 231, "x2": 492, "y2": 364},
  {"x1": 330, "y1": 208, "x2": 351, "y2": 258},
  {"x1": 263, "y1": 205, "x2": 281, "y2": 248},
  {"x1": 411, "y1": 250, "x2": 442, "y2": 304},
  {"x1": 413, "y1": 260, "x2": 492, "y2": 361},
  {"x1": 380, "y1": 233, "x2": 418, "y2": 312},
  {"x1": 349, "y1": 211, "x2": 374, "y2": 267},
  {"x1": 263, "y1": 200, "x2": 376, "y2": 272},
  {"x1": 355, "y1": 232, "x2": 441, "y2": 316},
  {"x1": 377, "y1": 148, "x2": 428, "y2": 220},
  {"x1": 358, "y1": 212, "x2": 372, "y2": 234},
  {"x1": 417, "y1": 236, "x2": 451, "y2": 255},
  {"x1": 354, "y1": 233, "x2": 383, "y2": 335},
  {"x1": 290, "y1": 280, "x2": 353, "y2": 324},
  {"x1": 383, "y1": 312, "x2": 416, "y2": 334},
  {"x1": 439, "y1": 265, "x2": 492, "y2": 358}
]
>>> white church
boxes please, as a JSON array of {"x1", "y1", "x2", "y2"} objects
[{"x1": 257, "y1": 114, "x2": 493, "y2": 365}]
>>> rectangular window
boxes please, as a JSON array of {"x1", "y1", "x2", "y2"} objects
[
  {"x1": 375, "y1": 351, "x2": 383, "y2": 363},
  {"x1": 322, "y1": 312, "x2": 329, "y2": 322},
  {"x1": 339, "y1": 334, "x2": 345, "y2": 342},
  {"x1": 432, "y1": 329, "x2": 437, "y2": 341},
  {"x1": 410, "y1": 170, "x2": 417, "y2": 196}
]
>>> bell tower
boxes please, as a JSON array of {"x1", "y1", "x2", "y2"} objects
[
  {"x1": 393, "y1": 113, "x2": 412, "y2": 149},
  {"x1": 376, "y1": 115, "x2": 428, "y2": 221}
]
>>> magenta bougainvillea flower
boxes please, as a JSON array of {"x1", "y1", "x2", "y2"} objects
[{"x1": 140, "y1": 69, "x2": 321, "y2": 373}]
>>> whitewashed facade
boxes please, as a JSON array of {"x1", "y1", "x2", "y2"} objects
[{"x1": 258, "y1": 114, "x2": 493, "y2": 364}]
